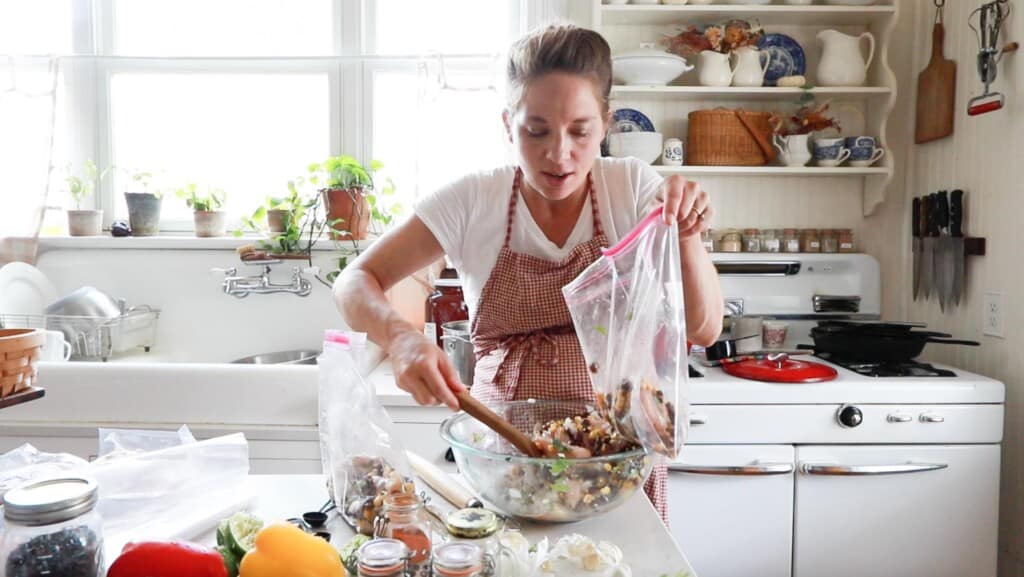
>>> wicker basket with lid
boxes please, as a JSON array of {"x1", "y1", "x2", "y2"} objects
[
  {"x1": 0, "y1": 328, "x2": 45, "y2": 398},
  {"x1": 687, "y1": 108, "x2": 777, "y2": 166}
]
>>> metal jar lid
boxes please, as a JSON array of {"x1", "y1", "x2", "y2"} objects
[
  {"x1": 2, "y1": 477, "x2": 99, "y2": 526},
  {"x1": 445, "y1": 508, "x2": 499, "y2": 539}
]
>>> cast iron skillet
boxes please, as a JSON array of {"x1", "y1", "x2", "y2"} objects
[{"x1": 808, "y1": 327, "x2": 979, "y2": 362}]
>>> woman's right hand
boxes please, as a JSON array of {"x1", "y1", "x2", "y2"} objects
[{"x1": 388, "y1": 327, "x2": 466, "y2": 410}]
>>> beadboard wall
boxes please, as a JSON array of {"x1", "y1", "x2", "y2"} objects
[{"x1": 864, "y1": 0, "x2": 1024, "y2": 574}]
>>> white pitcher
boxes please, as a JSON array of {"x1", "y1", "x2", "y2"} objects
[
  {"x1": 699, "y1": 50, "x2": 734, "y2": 87},
  {"x1": 816, "y1": 29, "x2": 875, "y2": 87},
  {"x1": 772, "y1": 133, "x2": 812, "y2": 167},
  {"x1": 731, "y1": 46, "x2": 771, "y2": 87}
]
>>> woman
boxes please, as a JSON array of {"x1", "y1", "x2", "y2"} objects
[{"x1": 335, "y1": 23, "x2": 722, "y2": 518}]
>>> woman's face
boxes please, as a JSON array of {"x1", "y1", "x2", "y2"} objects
[{"x1": 504, "y1": 72, "x2": 608, "y2": 202}]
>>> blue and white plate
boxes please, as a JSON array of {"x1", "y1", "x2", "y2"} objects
[
  {"x1": 757, "y1": 33, "x2": 806, "y2": 87},
  {"x1": 612, "y1": 108, "x2": 656, "y2": 133}
]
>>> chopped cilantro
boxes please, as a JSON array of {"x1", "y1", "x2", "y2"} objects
[
  {"x1": 552, "y1": 480, "x2": 570, "y2": 493},
  {"x1": 549, "y1": 456, "x2": 571, "y2": 476}
]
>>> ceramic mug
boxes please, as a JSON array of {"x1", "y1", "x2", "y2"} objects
[
  {"x1": 813, "y1": 137, "x2": 851, "y2": 167},
  {"x1": 41, "y1": 329, "x2": 72, "y2": 361},
  {"x1": 845, "y1": 136, "x2": 885, "y2": 166},
  {"x1": 662, "y1": 137, "x2": 684, "y2": 166}
]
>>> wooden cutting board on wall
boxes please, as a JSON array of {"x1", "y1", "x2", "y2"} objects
[{"x1": 915, "y1": 21, "x2": 957, "y2": 144}]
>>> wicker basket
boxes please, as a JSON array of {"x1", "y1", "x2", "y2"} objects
[
  {"x1": 0, "y1": 328, "x2": 45, "y2": 398},
  {"x1": 687, "y1": 109, "x2": 777, "y2": 166}
]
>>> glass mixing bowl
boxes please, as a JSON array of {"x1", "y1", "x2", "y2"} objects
[{"x1": 440, "y1": 399, "x2": 653, "y2": 523}]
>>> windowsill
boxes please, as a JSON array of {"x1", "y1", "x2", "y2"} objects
[{"x1": 37, "y1": 234, "x2": 375, "y2": 251}]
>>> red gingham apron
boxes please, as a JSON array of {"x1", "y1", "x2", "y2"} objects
[{"x1": 469, "y1": 168, "x2": 668, "y2": 520}]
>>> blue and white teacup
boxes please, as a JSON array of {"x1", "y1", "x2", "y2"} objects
[
  {"x1": 844, "y1": 136, "x2": 885, "y2": 167},
  {"x1": 813, "y1": 137, "x2": 851, "y2": 167}
]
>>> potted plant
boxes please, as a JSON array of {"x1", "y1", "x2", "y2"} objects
[
  {"x1": 308, "y1": 155, "x2": 397, "y2": 241},
  {"x1": 175, "y1": 182, "x2": 227, "y2": 237},
  {"x1": 64, "y1": 160, "x2": 110, "y2": 236},
  {"x1": 240, "y1": 179, "x2": 310, "y2": 236},
  {"x1": 123, "y1": 170, "x2": 164, "y2": 237}
]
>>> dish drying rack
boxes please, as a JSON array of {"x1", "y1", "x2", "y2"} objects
[{"x1": 0, "y1": 306, "x2": 160, "y2": 361}]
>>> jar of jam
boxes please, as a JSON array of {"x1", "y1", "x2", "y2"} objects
[
  {"x1": 425, "y1": 276, "x2": 468, "y2": 349},
  {"x1": 782, "y1": 228, "x2": 801, "y2": 253},
  {"x1": 742, "y1": 228, "x2": 761, "y2": 253},
  {"x1": 821, "y1": 229, "x2": 839, "y2": 253},
  {"x1": 838, "y1": 229, "x2": 856, "y2": 252},
  {"x1": 801, "y1": 229, "x2": 821, "y2": 253}
]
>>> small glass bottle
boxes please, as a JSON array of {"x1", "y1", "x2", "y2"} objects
[
  {"x1": 742, "y1": 228, "x2": 761, "y2": 252},
  {"x1": 425, "y1": 276, "x2": 468, "y2": 349},
  {"x1": 782, "y1": 228, "x2": 801, "y2": 253},
  {"x1": 357, "y1": 538, "x2": 408, "y2": 577},
  {"x1": 821, "y1": 229, "x2": 839, "y2": 253},
  {"x1": 719, "y1": 229, "x2": 742, "y2": 253},
  {"x1": 801, "y1": 229, "x2": 821, "y2": 253},
  {"x1": 0, "y1": 477, "x2": 104, "y2": 577},
  {"x1": 701, "y1": 228, "x2": 715, "y2": 253},
  {"x1": 433, "y1": 542, "x2": 484, "y2": 577},
  {"x1": 838, "y1": 229, "x2": 856, "y2": 253},
  {"x1": 762, "y1": 229, "x2": 781, "y2": 253},
  {"x1": 445, "y1": 508, "x2": 501, "y2": 577},
  {"x1": 374, "y1": 493, "x2": 432, "y2": 577}
]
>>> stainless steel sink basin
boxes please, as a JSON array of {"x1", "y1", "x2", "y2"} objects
[{"x1": 231, "y1": 350, "x2": 319, "y2": 365}]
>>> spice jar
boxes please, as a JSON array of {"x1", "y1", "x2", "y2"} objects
[
  {"x1": 762, "y1": 229, "x2": 781, "y2": 253},
  {"x1": 782, "y1": 228, "x2": 801, "y2": 253},
  {"x1": 701, "y1": 228, "x2": 714, "y2": 253},
  {"x1": 719, "y1": 229, "x2": 742, "y2": 253},
  {"x1": 357, "y1": 538, "x2": 408, "y2": 577},
  {"x1": 374, "y1": 493, "x2": 431, "y2": 577},
  {"x1": 425, "y1": 275, "x2": 468, "y2": 349},
  {"x1": 821, "y1": 229, "x2": 839, "y2": 253},
  {"x1": 838, "y1": 229, "x2": 856, "y2": 253},
  {"x1": 0, "y1": 477, "x2": 104, "y2": 577},
  {"x1": 742, "y1": 228, "x2": 761, "y2": 253},
  {"x1": 433, "y1": 542, "x2": 484, "y2": 577},
  {"x1": 801, "y1": 229, "x2": 821, "y2": 253},
  {"x1": 445, "y1": 508, "x2": 502, "y2": 576}
]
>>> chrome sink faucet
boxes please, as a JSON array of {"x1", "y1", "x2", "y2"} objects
[{"x1": 213, "y1": 261, "x2": 314, "y2": 298}]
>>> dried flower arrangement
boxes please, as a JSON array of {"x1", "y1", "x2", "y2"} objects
[
  {"x1": 770, "y1": 101, "x2": 842, "y2": 136},
  {"x1": 662, "y1": 19, "x2": 765, "y2": 58}
]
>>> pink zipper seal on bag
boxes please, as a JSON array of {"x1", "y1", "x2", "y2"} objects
[{"x1": 601, "y1": 206, "x2": 667, "y2": 258}]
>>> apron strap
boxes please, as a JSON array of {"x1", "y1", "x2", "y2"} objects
[{"x1": 504, "y1": 169, "x2": 602, "y2": 249}]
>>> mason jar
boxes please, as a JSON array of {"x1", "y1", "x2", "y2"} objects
[{"x1": 445, "y1": 508, "x2": 502, "y2": 576}]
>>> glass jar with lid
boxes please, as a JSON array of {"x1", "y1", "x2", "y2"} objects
[
  {"x1": 719, "y1": 229, "x2": 742, "y2": 253},
  {"x1": 700, "y1": 228, "x2": 714, "y2": 253},
  {"x1": 801, "y1": 229, "x2": 821, "y2": 253},
  {"x1": 762, "y1": 229, "x2": 781, "y2": 253},
  {"x1": 374, "y1": 493, "x2": 432, "y2": 577},
  {"x1": 821, "y1": 229, "x2": 839, "y2": 253},
  {"x1": 433, "y1": 542, "x2": 484, "y2": 577},
  {"x1": 445, "y1": 508, "x2": 502, "y2": 576},
  {"x1": 838, "y1": 229, "x2": 856, "y2": 253},
  {"x1": 0, "y1": 477, "x2": 104, "y2": 577},
  {"x1": 357, "y1": 538, "x2": 409, "y2": 577},
  {"x1": 425, "y1": 275, "x2": 468, "y2": 349},
  {"x1": 782, "y1": 228, "x2": 801, "y2": 253},
  {"x1": 742, "y1": 228, "x2": 761, "y2": 252}
]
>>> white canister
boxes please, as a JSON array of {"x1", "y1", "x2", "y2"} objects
[{"x1": 662, "y1": 138, "x2": 684, "y2": 166}]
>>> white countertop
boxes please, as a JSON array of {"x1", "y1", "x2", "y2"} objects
[{"x1": 199, "y1": 474, "x2": 695, "y2": 577}]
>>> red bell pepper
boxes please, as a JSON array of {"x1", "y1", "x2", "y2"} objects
[{"x1": 108, "y1": 540, "x2": 229, "y2": 577}]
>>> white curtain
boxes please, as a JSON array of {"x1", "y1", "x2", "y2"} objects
[{"x1": 0, "y1": 56, "x2": 59, "y2": 265}]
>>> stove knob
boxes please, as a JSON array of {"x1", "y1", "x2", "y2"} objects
[{"x1": 837, "y1": 404, "x2": 863, "y2": 428}]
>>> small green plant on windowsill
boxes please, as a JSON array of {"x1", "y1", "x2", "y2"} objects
[
  {"x1": 175, "y1": 182, "x2": 228, "y2": 237},
  {"x1": 307, "y1": 155, "x2": 403, "y2": 241},
  {"x1": 64, "y1": 160, "x2": 111, "y2": 236}
]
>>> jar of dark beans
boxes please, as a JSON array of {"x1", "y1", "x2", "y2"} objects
[{"x1": 1, "y1": 477, "x2": 104, "y2": 577}]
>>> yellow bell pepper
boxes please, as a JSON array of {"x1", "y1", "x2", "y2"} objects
[{"x1": 239, "y1": 523, "x2": 344, "y2": 577}]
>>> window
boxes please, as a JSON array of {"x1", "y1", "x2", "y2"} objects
[{"x1": 1, "y1": 0, "x2": 545, "y2": 234}]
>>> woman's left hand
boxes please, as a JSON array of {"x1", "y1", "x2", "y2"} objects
[{"x1": 659, "y1": 175, "x2": 713, "y2": 238}]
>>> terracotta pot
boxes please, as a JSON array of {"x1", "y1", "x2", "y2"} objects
[
  {"x1": 321, "y1": 187, "x2": 370, "y2": 241},
  {"x1": 193, "y1": 210, "x2": 226, "y2": 237},
  {"x1": 124, "y1": 192, "x2": 163, "y2": 236},
  {"x1": 267, "y1": 209, "x2": 291, "y2": 234},
  {"x1": 67, "y1": 209, "x2": 103, "y2": 237}
]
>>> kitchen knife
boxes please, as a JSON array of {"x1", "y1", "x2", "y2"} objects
[
  {"x1": 406, "y1": 450, "x2": 484, "y2": 510},
  {"x1": 935, "y1": 190, "x2": 950, "y2": 311},
  {"x1": 950, "y1": 189, "x2": 965, "y2": 305},
  {"x1": 912, "y1": 197, "x2": 922, "y2": 300},
  {"x1": 920, "y1": 193, "x2": 935, "y2": 300}
]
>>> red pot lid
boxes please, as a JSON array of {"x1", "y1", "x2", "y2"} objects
[{"x1": 722, "y1": 357, "x2": 838, "y2": 383}]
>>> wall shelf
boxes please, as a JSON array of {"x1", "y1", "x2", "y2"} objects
[
  {"x1": 599, "y1": 5, "x2": 896, "y2": 27},
  {"x1": 611, "y1": 86, "x2": 892, "y2": 101},
  {"x1": 652, "y1": 165, "x2": 891, "y2": 177}
]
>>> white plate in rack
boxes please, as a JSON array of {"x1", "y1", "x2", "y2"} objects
[{"x1": 0, "y1": 262, "x2": 58, "y2": 324}]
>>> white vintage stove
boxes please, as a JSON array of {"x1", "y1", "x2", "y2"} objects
[{"x1": 671, "y1": 253, "x2": 1003, "y2": 577}]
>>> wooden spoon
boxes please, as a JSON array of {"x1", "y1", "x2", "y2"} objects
[{"x1": 456, "y1": 390, "x2": 543, "y2": 458}]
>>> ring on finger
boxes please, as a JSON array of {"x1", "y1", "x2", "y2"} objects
[{"x1": 691, "y1": 207, "x2": 706, "y2": 221}]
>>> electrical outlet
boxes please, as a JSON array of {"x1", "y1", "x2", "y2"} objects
[{"x1": 983, "y1": 291, "x2": 1004, "y2": 338}]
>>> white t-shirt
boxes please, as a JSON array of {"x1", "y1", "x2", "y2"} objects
[{"x1": 415, "y1": 157, "x2": 664, "y2": 322}]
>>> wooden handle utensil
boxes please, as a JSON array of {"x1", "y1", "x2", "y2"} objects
[{"x1": 456, "y1": 390, "x2": 543, "y2": 458}]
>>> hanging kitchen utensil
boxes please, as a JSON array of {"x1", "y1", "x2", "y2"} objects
[
  {"x1": 950, "y1": 189, "x2": 966, "y2": 305},
  {"x1": 935, "y1": 190, "x2": 951, "y2": 311},
  {"x1": 913, "y1": 196, "x2": 923, "y2": 300},
  {"x1": 920, "y1": 193, "x2": 936, "y2": 300},
  {"x1": 722, "y1": 353, "x2": 837, "y2": 383},
  {"x1": 916, "y1": 0, "x2": 957, "y2": 143},
  {"x1": 968, "y1": 0, "x2": 1018, "y2": 116}
]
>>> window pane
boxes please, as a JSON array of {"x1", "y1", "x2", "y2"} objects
[
  {"x1": 371, "y1": 0, "x2": 514, "y2": 55},
  {"x1": 372, "y1": 66, "x2": 509, "y2": 208},
  {"x1": 0, "y1": 0, "x2": 73, "y2": 54},
  {"x1": 110, "y1": 73, "x2": 329, "y2": 227},
  {"x1": 113, "y1": 0, "x2": 334, "y2": 56}
]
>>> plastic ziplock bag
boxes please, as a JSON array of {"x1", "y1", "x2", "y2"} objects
[
  {"x1": 0, "y1": 443, "x2": 89, "y2": 501},
  {"x1": 318, "y1": 330, "x2": 415, "y2": 535},
  {"x1": 563, "y1": 207, "x2": 689, "y2": 458}
]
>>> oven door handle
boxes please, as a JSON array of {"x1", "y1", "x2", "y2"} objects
[
  {"x1": 799, "y1": 462, "x2": 949, "y2": 476},
  {"x1": 668, "y1": 462, "x2": 794, "y2": 476}
]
